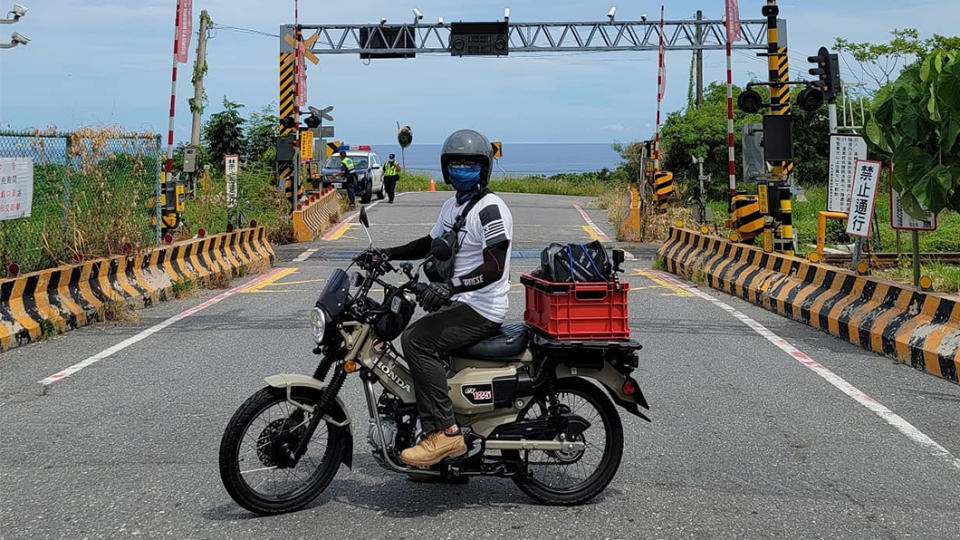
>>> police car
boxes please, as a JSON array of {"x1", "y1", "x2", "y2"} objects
[{"x1": 320, "y1": 145, "x2": 385, "y2": 204}]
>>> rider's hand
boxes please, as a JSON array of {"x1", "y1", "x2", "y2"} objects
[
  {"x1": 354, "y1": 248, "x2": 388, "y2": 269},
  {"x1": 417, "y1": 281, "x2": 454, "y2": 312}
]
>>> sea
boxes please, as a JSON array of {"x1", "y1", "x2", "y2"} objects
[{"x1": 369, "y1": 143, "x2": 622, "y2": 178}]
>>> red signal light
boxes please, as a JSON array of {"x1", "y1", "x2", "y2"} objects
[
  {"x1": 164, "y1": 234, "x2": 173, "y2": 244},
  {"x1": 197, "y1": 228, "x2": 206, "y2": 238},
  {"x1": 249, "y1": 220, "x2": 258, "y2": 228},
  {"x1": 8, "y1": 263, "x2": 19, "y2": 277}
]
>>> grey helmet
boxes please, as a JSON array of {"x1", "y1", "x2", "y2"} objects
[{"x1": 440, "y1": 129, "x2": 494, "y2": 186}]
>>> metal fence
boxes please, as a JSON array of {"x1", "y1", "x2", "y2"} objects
[{"x1": 0, "y1": 129, "x2": 162, "y2": 275}]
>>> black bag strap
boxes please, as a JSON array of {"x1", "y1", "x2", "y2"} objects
[{"x1": 450, "y1": 188, "x2": 491, "y2": 239}]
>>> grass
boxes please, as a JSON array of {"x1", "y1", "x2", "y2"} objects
[
  {"x1": 171, "y1": 278, "x2": 199, "y2": 299},
  {"x1": 877, "y1": 259, "x2": 960, "y2": 295},
  {"x1": 95, "y1": 299, "x2": 141, "y2": 324}
]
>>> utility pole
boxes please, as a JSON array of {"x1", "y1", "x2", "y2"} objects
[
  {"x1": 695, "y1": 10, "x2": 703, "y2": 107},
  {"x1": 187, "y1": 10, "x2": 210, "y2": 195}
]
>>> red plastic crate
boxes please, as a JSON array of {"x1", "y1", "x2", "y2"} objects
[{"x1": 521, "y1": 273, "x2": 630, "y2": 340}]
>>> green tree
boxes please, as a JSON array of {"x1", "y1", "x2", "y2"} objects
[
  {"x1": 245, "y1": 105, "x2": 278, "y2": 166},
  {"x1": 865, "y1": 48, "x2": 960, "y2": 217},
  {"x1": 835, "y1": 28, "x2": 960, "y2": 90},
  {"x1": 203, "y1": 97, "x2": 245, "y2": 166}
]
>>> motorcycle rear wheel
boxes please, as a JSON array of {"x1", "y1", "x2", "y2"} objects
[
  {"x1": 507, "y1": 377, "x2": 624, "y2": 505},
  {"x1": 218, "y1": 386, "x2": 345, "y2": 515}
]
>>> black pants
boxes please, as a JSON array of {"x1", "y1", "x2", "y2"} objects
[
  {"x1": 344, "y1": 174, "x2": 357, "y2": 205},
  {"x1": 401, "y1": 302, "x2": 501, "y2": 434},
  {"x1": 384, "y1": 175, "x2": 399, "y2": 202}
]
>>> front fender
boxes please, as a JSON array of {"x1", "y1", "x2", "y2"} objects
[
  {"x1": 555, "y1": 363, "x2": 650, "y2": 422},
  {"x1": 264, "y1": 374, "x2": 354, "y2": 468}
]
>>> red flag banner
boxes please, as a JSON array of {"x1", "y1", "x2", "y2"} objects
[
  {"x1": 296, "y1": 42, "x2": 307, "y2": 107},
  {"x1": 176, "y1": 0, "x2": 192, "y2": 63},
  {"x1": 725, "y1": 0, "x2": 741, "y2": 42}
]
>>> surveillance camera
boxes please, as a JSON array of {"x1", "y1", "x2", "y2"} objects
[
  {"x1": 11, "y1": 31, "x2": 28, "y2": 44},
  {"x1": 504, "y1": 7, "x2": 510, "y2": 21},
  {"x1": 12, "y1": 3, "x2": 27, "y2": 18},
  {"x1": 641, "y1": 13, "x2": 648, "y2": 22},
  {"x1": 438, "y1": 16, "x2": 444, "y2": 25},
  {"x1": 379, "y1": 17, "x2": 387, "y2": 26},
  {"x1": 413, "y1": 8, "x2": 423, "y2": 21},
  {"x1": 607, "y1": 6, "x2": 616, "y2": 21}
]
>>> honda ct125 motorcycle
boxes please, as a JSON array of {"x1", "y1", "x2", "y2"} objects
[{"x1": 218, "y1": 207, "x2": 649, "y2": 515}]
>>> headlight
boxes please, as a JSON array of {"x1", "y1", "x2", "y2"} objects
[{"x1": 309, "y1": 307, "x2": 327, "y2": 343}]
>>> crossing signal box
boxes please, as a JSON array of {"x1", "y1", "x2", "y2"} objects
[
  {"x1": 808, "y1": 46, "x2": 841, "y2": 102},
  {"x1": 449, "y1": 22, "x2": 509, "y2": 56}
]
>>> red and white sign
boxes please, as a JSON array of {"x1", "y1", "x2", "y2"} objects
[
  {"x1": 725, "y1": 0, "x2": 741, "y2": 42},
  {"x1": 845, "y1": 159, "x2": 882, "y2": 238},
  {"x1": 0, "y1": 158, "x2": 34, "y2": 220},
  {"x1": 296, "y1": 42, "x2": 307, "y2": 107},
  {"x1": 176, "y1": 0, "x2": 193, "y2": 63}
]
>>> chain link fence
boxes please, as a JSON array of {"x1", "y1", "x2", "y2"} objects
[{"x1": 0, "y1": 128, "x2": 163, "y2": 275}]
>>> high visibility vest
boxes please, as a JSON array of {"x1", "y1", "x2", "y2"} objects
[
  {"x1": 342, "y1": 157, "x2": 355, "y2": 171},
  {"x1": 385, "y1": 161, "x2": 399, "y2": 176}
]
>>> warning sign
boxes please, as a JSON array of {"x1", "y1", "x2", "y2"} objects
[
  {"x1": 827, "y1": 135, "x2": 868, "y2": 213},
  {"x1": 891, "y1": 186, "x2": 937, "y2": 231},
  {"x1": 845, "y1": 159, "x2": 882, "y2": 238}
]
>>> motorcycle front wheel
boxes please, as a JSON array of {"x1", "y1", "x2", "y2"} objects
[
  {"x1": 218, "y1": 386, "x2": 346, "y2": 515},
  {"x1": 506, "y1": 377, "x2": 624, "y2": 505}
]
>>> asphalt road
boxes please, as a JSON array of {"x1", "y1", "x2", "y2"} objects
[{"x1": 3, "y1": 191, "x2": 960, "y2": 539}]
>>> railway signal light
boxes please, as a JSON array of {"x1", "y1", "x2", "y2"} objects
[
  {"x1": 796, "y1": 86, "x2": 824, "y2": 112},
  {"x1": 808, "y1": 46, "x2": 840, "y2": 102},
  {"x1": 737, "y1": 88, "x2": 764, "y2": 114}
]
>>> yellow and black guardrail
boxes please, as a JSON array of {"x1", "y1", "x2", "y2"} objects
[
  {"x1": 291, "y1": 186, "x2": 343, "y2": 242},
  {"x1": 659, "y1": 227, "x2": 960, "y2": 384},
  {"x1": 0, "y1": 227, "x2": 274, "y2": 352}
]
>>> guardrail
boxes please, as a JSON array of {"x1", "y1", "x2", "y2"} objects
[
  {"x1": 658, "y1": 227, "x2": 960, "y2": 384},
  {"x1": 292, "y1": 187, "x2": 342, "y2": 242},
  {"x1": 0, "y1": 226, "x2": 274, "y2": 352}
]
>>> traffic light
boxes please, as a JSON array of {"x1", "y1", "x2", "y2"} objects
[
  {"x1": 808, "y1": 46, "x2": 841, "y2": 102},
  {"x1": 304, "y1": 114, "x2": 321, "y2": 129},
  {"x1": 737, "y1": 88, "x2": 764, "y2": 114}
]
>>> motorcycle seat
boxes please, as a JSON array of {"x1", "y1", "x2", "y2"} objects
[{"x1": 452, "y1": 322, "x2": 529, "y2": 361}]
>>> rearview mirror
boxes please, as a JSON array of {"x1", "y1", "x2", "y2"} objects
[{"x1": 359, "y1": 206, "x2": 370, "y2": 228}]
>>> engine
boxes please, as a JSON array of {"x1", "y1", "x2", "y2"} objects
[{"x1": 367, "y1": 391, "x2": 417, "y2": 465}]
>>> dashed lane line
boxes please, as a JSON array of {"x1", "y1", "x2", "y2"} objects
[
  {"x1": 37, "y1": 267, "x2": 290, "y2": 391},
  {"x1": 651, "y1": 269, "x2": 960, "y2": 472}
]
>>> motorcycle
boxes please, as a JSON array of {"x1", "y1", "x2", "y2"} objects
[{"x1": 218, "y1": 207, "x2": 650, "y2": 515}]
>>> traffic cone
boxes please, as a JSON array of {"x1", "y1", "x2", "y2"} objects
[{"x1": 429, "y1": 177, "x2": 436, "y2": 192}]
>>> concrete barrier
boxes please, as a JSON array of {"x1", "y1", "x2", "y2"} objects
[
  {"x1": 292, "y1": 187, "x2": 342, "y2": 242},
  {"x1": 0, "y1": 226, "x2": 274, "y2": 352},
  {"x1": 658, "y1": 227, "x2": 960, "y2": 384}
]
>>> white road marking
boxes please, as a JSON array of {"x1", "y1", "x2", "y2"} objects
[
  {"x1": 571, "y1": 201, "x2": 611, "y2": 242},
  {"x1": 293, "y1": 248, "x2": 318, "y2": 262},
  {"x1": 651, "y1": 269, "x2": 960, "y2": 472},
  {"x1": 37, "y1": 267, "x2": 289, "y2": 390}
]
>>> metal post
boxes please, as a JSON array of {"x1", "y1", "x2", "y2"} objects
[
  {"x1": 764, "y1": 0, "x2": 794, "y2": 255},
  {"x1": 62, "y1": 135, "x2": 71, "y2": 254},
  {"x1": 912, "y1": 230, "x2": 920, "y2": 286},
  {"x1": 695, "y1": 10, "x2": 703, "y2": 107},
  {"x1": 828, "y1": 102, "x2": 838, "y2": 133}
]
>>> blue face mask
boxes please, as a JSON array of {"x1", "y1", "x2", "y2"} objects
[{"x1": 447, "y1": 164, "x2": 482, "y2": 201}]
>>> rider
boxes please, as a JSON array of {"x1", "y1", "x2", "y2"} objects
[
  {"x1": 339, "y1": 150, "x2": 358, "y2": 207},
  {"x1": 366, "y1": 129, "x2": 513, "y2": 468}
]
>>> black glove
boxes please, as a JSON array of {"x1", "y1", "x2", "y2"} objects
[
  {"x1": 354, "y1": 248, "x2": 388, "y2": 268},
  {"x1": 416, "y1": 281, "x2": 454, "y2": 312}
]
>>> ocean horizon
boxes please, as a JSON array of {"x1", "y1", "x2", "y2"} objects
[{"x1": 368, "y1": 142, "x2": 624, "y2": 178}]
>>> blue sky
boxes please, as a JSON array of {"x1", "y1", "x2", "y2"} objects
[{"x1": 1, "y1": 0, "x2": 958, "y2": 144}]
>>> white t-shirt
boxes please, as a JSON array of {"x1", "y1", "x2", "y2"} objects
[{"x1": 430, "y1": 193, "x2": 513, "y2": 323}]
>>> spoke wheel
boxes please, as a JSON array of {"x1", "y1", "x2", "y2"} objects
[
  {"x1": 219, "y1": 387, "x2": 346, "y2": 515},
  {"x1": 507, "y1": 378, "x2": 623, "y2": 505}
]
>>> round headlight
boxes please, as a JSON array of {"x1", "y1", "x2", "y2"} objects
[{"x1": 309, "y1": 307, "x2": 327, "y2": 343}]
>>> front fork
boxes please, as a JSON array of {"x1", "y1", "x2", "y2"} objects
[{"x1": 288, "y1": 365, "x2": 347, "y2": 463}]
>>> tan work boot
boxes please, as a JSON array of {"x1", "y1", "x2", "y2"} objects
[{"x1": 400, "y1": 430, "x2": 467, "y2": 468}]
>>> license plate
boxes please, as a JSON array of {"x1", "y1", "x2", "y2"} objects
[{"x1": 333, "y1": 182, "x2": 342, "y2": 188}]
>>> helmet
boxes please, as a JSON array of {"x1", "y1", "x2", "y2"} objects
[
  {"x1": 339, "y1": 150, "x2": 347, "y2": 157},
  {"x1": 389, "y1": 153, "x2": 396, "y2": 159},
  {"x1": 440, "y1": 129, "x2": 493, "y2": 186}
]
